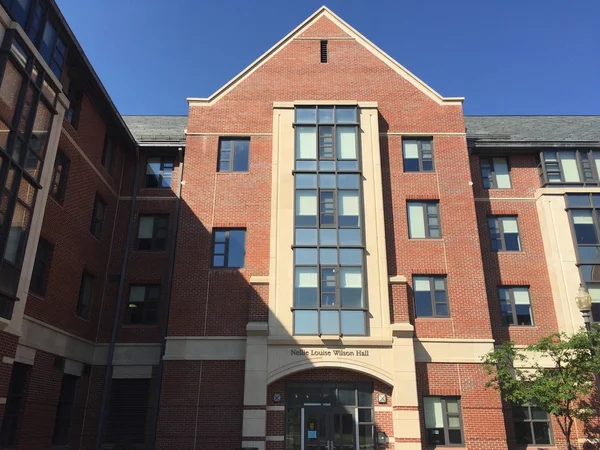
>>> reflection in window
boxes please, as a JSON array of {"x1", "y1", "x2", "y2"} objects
[
  {"x1": 424, "y1": 397, "x2": 463, "y2": 446},
  {"x1": 488, "y1": 216, "x2": 521, "y2": 251},
  {"x1": 212, "y1": 229, "x2": 246, "y2": 268},
  {"x1": 499, "y1": 286, "x2": 533, "y2": 326},
  {"x1": 403, "y1": 139, "x2": 434, "y2": 172},
  {"x1": 127, "y1": 285, "x2": 159, "y2": 324},
  {"x1": 413, "y1": 276, "x2": 449, "y2": 318},
  {"x1": 539, "y1": 150, "x2": 600, "y2": 186},
  {"x1": 145, "y1": 156, "x2": 174, "y2": 188},
  {"x1": 480, "y1": 157, "x2": 511, "y2": 189},
  {"x1": 407, "y1": 201, "x2": 441, "y2": 238},
  {"x1": 218, "y1": 139, "x2": 249, "y2": 172},
  {"x1": 512, "y1": 404, "x2": 552, "y2": 446}
]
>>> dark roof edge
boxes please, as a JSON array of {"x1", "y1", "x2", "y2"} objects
[{"x1": 48, "y1": 0, "x2": 137, "y2": 151}]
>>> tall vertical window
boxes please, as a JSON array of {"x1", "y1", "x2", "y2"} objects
[
  {"x1": 0, "y1": 362, "x2": 30, "y2": 447},
  {"x1": 293, "y1": 106, "x2": 366, "y2": 336},
  {"x1": 212, "y1": 229, "x2": 246, "y2": 268},
  {"x1": 145, "y1": 156, "x2": 174, "y2": 188},
  {"x1": 539, "y1": 150, "x2": 600, "y2": 186},
  {"x1": 50, "y1": 150, "x2": 69, "y2": 203},
  {"x1": 402, "y1": 138, "x2": 434, "y2": 172},
  {"x1": 29, "y1": 236, "x2": 52, "y2": 296},
  {"x1": 218, "y1": 138, "x2": 249, "y2": 172},
  {"x1": 512, "y1": 404, "x2": 552, "y2": 445},
  {"x1": 499, "y1": 286, "x2": 533, "y2": 326},
  {"x1": 0, "y1": 35, "x2": 57, "y2": 313},
  {"x1": 90, "y1": 195, "x2": 106, "y2": 240},
  {"x1": 423, "y1": 397, "x2": 464, "y2": 446},
  {"x1": 413, "y1": 276, "x2": 449, "y2": 318},
  {"x1": 52, "y1": 374, "x2": 78, "y2": 445},
  {"x1": 407, "y1": 201, "x2": 441, "y2": 238},
  {"x1": 76, "y1": 271, "x2": 93, "y2": 318},
  {"x1": 488, "y1": 216, "x2": 521, "y2": 251},
  {"x1": 480, "y1": 157, "x2": 511, "y2": 189},
  {"x1": 126, "y1": 285, "x2": 159, "y2": 324},
  {"x1": 101, "y1": 134, "x2": 113, "y2": 172}
]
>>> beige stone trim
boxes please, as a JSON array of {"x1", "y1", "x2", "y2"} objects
[
  {"x1": 241, "y1": 442, "x2": 265, "y2": 450},
  {"x1": 382, "y1": 132, "x2": 466, "y2": 136},
  {"x1": 0, "y1": 398, "x2": 6, "y2": 405},
  {"x1": 14, "y1": 345, "x2": 35, "y2": 365},
  {"x1": 266, "y1": 406, "x2": 285, "y2": 411},
  {"x1": 64, "y1": 359, "x2": 83, "y2": 377},
  {"x1": 266, "y1": 436, "x2": 285, "y2": 441},
  {"x1": 273, "y1": 100, "x2": 378, "y2": 108},
  {"x1": 413, "y1": 338, "x2": 495, "y2": 363},
  {"x1": 295, "y1": 37, "x2": 354, "y2": 41},
  {"x1": 535, "y1": 186, "x2": 600, "y2": 200},
  {"x1": 374, "y1": 406, "x2": 393, "y2": 412},
  {"x1": 267, "y1": 336, "x2": 394, "y2": 346},
  {"x1": 389, "y1": 275, "x2": 407, "y2": 284},
  {"x1": 394, "y1": 442, "x2": 422, "y2": 450},
  {"x1": 242, "y1": 409, "x2": 266, "y2": 438},
  {"x1": 188, "y1": 7, "x2": 462, "y2": 106},
  {"x1": 185, "y1": 132, "x2": 272, "y2": 137},
  {"x1": 247, "y1": 322, "x2": 269, "y2": 336},
  {"x1": 163, "y1": 336, "x2": 246, "y2": 360},
  {"x1": 112, "y1": 365, "x2": 153, "y2": 379},
  {"x1": 394, "y1": 410, "x2": 420, "y2": 439},
  {"x1": 250, "y1": 276, "x2": 270, "y2": 285},
  {"x1": 474, "y1": 197, "x2": 535, "y2": 202},
  {"x1": 2, "y1": 356, "x2": 13, "y2": 365}
]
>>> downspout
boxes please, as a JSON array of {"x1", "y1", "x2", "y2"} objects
[
  {"x1": 95, "y1": 148, "x2": 141, "y2": 450},
  {"x1": 149, "y1": 146, "x2": 184, "y2": 449}
]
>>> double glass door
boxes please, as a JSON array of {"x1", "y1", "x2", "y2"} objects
[{"x1": 304, "y1": 407, "x2": 355, "y2": 450}]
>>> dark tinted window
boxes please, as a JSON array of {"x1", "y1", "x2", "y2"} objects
[
  {"x1": 90, "y1": 195, "x2": 106, "y2": 240},
  {"x1": 29, "y1": 237, "x2": 53, "y2": 296},
  {"x1": 76, "y1": 271, "x2": 94, "y2": 318},
  {"x1": 0, "y1": 362, "x2": 30, "y2": 447},
  {"x1": 52, "y1": 374, "x2": 78, "y2": 445},
  {"x1": 212, "y1": 229, "x2": 246, "y2": 268},
  {"x1": 403, "y1": 139, "x2": 434, "y2": 172},
  {"x1": 218, "y1": 139, "x2": 250, "y2": 172},
  {"x1": 127, "y1": 285, "x2": 159, "y2": 324},
  {"x1": 145, "y1": 157, "x2": 174, "y2": 188},
  {"x1": 136, "y1": 215, "x2": 168, "y2": 251},
  {"x1": 413, "y1": 276, "x2": 449, "y2": 318},
  {"x1": 50, "y1": 150, "x2": 69, "y2": 203}
]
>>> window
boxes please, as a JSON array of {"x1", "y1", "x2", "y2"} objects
[
  {"x1": 513, "y1": 404, "x2": 552, "y2": 446},
  {"x1": 423, "y1": 397, "x2": 463, "y2": 446},
  {"x1": 126, "y1": 285, "x2": 159, "y2": 324},
  {"x1": 90, "y1": 195, "x2": 106, "y2": 240},
  {"x1": 64, "y1": 84, "x2": 82, "y2": 129},
  {"x1": 218, "y1": 139, "x2": 249, "y2": 172},
  {"x1": 105, "y1": 379, "x2": 150, "y2": 446},
  {"x1": 480, "y1": 157, "x2": 511, "y2": 189},
  {"x1": 50, "y1": 150, "x2": 69, "y2": 203},
  {"x1": 403, "y1": 139, "x2": 434, "y2": 172},
  {"x1": 539, "y1": 150, "x2": 600, "y2": 186},
  {"x1": 293, "y1": 106, "x2": 365, "y2": 336},
  {"x1": 320, "y1": 40, "x2": 328, "y2": 63},
  {"x1": 145, "y1": 156, "x2": 174, "y2": 188},
  {"x1": 2, "y1": 0, "x2": 31, "y2": 29},
  {"x1": 76, "y1": 271, "x2": 94, "y2": 318},
  {"x1": 29, "y1": 237, "x2": 52, "y2": 296},
  {"x1": 0, "y1": 362, "x2": 30, "y2": 447},
  {"x1": 413, "y1": 276, "x2": 449, "y2": 318},
  {"x1": 407, "y1": 201, "x2": 441, "y2": 238},
  {"x1": 52, "y1": 374, "x2": 78, "y2": 445},
  {"x1": 101, "y1": 134, "x2": 113, "y2": 172},
  {"x1": 136, "y1": 215, "x2": 168, "y2": 251},
  {"x1": 488, "y1": 216, "x2": 521, "y2": 251},
  {"x1": 212, "y1": 229, "x2": 246, "y2": 268},
  {"x1": 499, "y1": 287, "x2": 533, "y2": 326}
]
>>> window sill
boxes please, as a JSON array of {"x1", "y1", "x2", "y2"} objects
[
  {"x1": 48, "y1": 196, "x2": 65, "y2": 208},
  {"x1": 505, "y1": 325, "x2": 537, "y2": 328},
  {"x1": 216, "y1": 171, "x2": 251, "y2": 175},
  {"x1": 28, "y1": 292, "x2": 46, "y2": 301},
  {"x1": 408, "y1": 238, "x2": 444, "y2": 241},
  {"x1": 89, "y1": 232, "x2": 103, "y2": 243},
  {"x1": 415, "y1": 317, "x2": 452, "y2": 321}
]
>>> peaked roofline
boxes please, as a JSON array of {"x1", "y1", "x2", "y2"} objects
[{"x1": 188, "y1": 6, "x2": 464, "y2": 106}]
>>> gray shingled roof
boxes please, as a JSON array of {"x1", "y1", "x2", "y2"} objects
[
  {"x1": 465, "y1": 116, "x2": 600, "y2": 143},
  {"x1": 122, "y1": 116, "x2": 188, "y2": 144}
]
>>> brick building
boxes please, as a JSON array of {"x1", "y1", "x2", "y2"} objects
[{"x1": 0, "y1": 2, "x2": 596, "y2": 450}]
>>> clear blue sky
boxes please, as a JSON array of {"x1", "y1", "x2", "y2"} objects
[{"x1": 55, "y1": 0, "x2": 600, "y2": 116}]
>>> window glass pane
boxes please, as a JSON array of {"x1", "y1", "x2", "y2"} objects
[
  {"x1": 0, "y1": 62, "x2": 23, "y2": 124},
  {"x1": 39, "y1": 21, "x2": 57, "y2": 63},
  {"x1": 296, "y1": 107, "x2": 316, "y2": 123},
  {"x1": 446, "y1": 400, "x2": 459, "y2": 414},
  {"x1": 530, "y1": 407, "x2": 547, "y2": 420},
  {"x1": 515, "y1": 304, "x2": 533, "y2": 325},
  {"x1": 579, "y1": 246, "x2": 600, "y2": 263},
  {"x1": 318, "y1": 107, "x2": 334, "y2": 123},
  {"x1": 129, "y1": 286, "x2": 146, "y2": 303},
  {"x1": 339, "y1": 249, "x2": 361, "y2": 265},
  {"x1": 318, "y1": 160, "x2": 335, "y2": 171},
  {"x1": 594, "y1": 152, "x2": 600, "y2": 182},
  {"x1": 415, "y1": 291, "x2": 433, "y2": 317},
  {"x1": 424, "y1": 397, "x2": 443, "y2": 428},
  {"x1": 448, "y1": 416, "x2": 460, "y2": 428},
  {"x1": 295, "y1": 310, "x2": 318, "y2": 334},
  {"x1": 296, "y1": 160, "x2": 317, "y2": 171},
  {"x1": 336, "y1": 107, "x2": 356, "y2": 123},
  {"x1": 213, "y1": 255, "x2": 224, "y2": 267},
  {"x1": 493, "y1": 158, "x2": 512, "y2": 188},
  {"x1": 340, "y1": 267, "x2": 362, "y2": 307},
  {"x1": 296, "y1": 174, "x2": 317, "y2": 189},
  {"x1": 338, "y1": 160, "x2": 358, "y2": 171},
  {"x1": 138, "y1": 217, "x2": 154, "y2": 239},
  {"x1": 567, "y1": 194, "x2": 592, "y2": 207},
  {"x1": 319, "y1": 174, "x2": 335, "y2": 189},
  {"x1": 513, "y1": 288, "x2": 530, "y2": 305},
  {"x1": 233, "y1": 141, "x2": 249, "y2": 171},
  {"x1": 319, "y1": 228, "x2": 337, "y2": 245},
  {"x1": 295, "y1": 267, "x2": 318, "y2": 308},
  {"x1": 560, "y1": 151, "x2": 581, "y2": 182},
  {"x1": 296, "y1": 127, "x2": 317, "y2": 160},
  {"x1": 572, "y1": 211, "x2": 598, "y2": 244},
  {"x1": 514, "y1": 421, "x2": 533, "y2": 445},
  {"x1": 337, "y1": 174, "x2": 359, "y2": 189},
  {"x1": 5, "y1": 202, "x2": 30, "y2": 264},
  {"x1": 339, "y1": 229, "x2": 361, "y2": 246},
  {"x1": 533, "y1": 422, "x2": 551, "y2": 445},
  {"x1": 227, "y1": 230, "x2": 246, "y2": 267},
  {"x1": 320, "y1": 310, "x2": 339, "y2": 334},
  {"x1": 295, "y1": 248, "x2": 317, "y2": 265},
  {"x1": 403, "y1": 141, "x2": 418, "y2": 159},
  {"x1": 296, "y1": 228, "x2": 317, "y2": 245},
  {"x1": 448, "y1": 429, "x2": 462, "y2": 444},
  {"x1": 336, "y1": 127, "x2": 357, "y2": 160},
  {"x1": 296, "y1": 190, "x2": 317, "y2": 226},
  {"x1": 338, "y1": 191, "x2": 359, "y2": 227},
  {"x1": 408, "y1": 203, "x2": 425, "y2": 238},
  {"x1": 320, "y1": 248, "x2": 337, "y2": 265},
  {"x1": 501, "y1": 218, "x2": 519, "y2": 233},
  {"x1": 341, "y1": 311, "x2": 365, "y2": 334}
]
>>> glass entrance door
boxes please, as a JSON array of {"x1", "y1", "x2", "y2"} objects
[{"x1": 304, "y1": 407, "x2": 356, "y2": 450}]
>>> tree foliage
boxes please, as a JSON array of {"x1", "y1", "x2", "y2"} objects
[{"x1": 482, "y1": 326, "x2": 600, "y2": 449}]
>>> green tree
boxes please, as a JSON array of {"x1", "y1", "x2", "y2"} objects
[{"x1": 482, "y1": 327, "x2": 600, "y2": 450}]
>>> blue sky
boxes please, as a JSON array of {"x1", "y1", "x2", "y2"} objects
[{"x1": 55, "y1": 0, "x2": 600, "y2": 116}]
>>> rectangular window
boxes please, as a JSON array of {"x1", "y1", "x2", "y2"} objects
[
  {"x1": 127, "y1": 285, "x2": 159, "y2": 324},
  {"x1": 76, "y1": 271, "x2": 94, "y2": 318},
  {"x1": 424, "y1": 396, "x2": 463, "y2": 446},
  {"x1": 212, "y1": 229, "x2": 246, "y2": 268},
  {"x1": 499, "y1": 286, "x2": 533, "y2": 326},
  {"x1": 407, "y1": 201, "x2": 441, "y2": 238},
  {"x1": 539, "y1": 150, "x2": 600, "y2": 186},
  {"x1": 64, "y1": 85, "x2": 82, "y2": 129},
  {"x1": 413, "y1": 276, "x2": 449, "y2": 318},
  {"x1": 320, "y1": 40, "x2": 328, "y2": 63},
  {"x1": 218, "y1": 138, "x2": 249, "y2": 172},
  {"x1": 403, "y1": 138, "x2": 434, "y2": 172},
  {"x1": 90, "y1": 195, "x2": 106, "y2": 240},
  {"x1": 0, "y1": 362, "x2": 30, "y2": 447},
  {"x1": 52, "y1": 374, "x2": 78, "y2": 445},
  {"x1": 50, "y1": 150, "x2": 69, "y2": 204},
  {"x1": 105, "y1": 379, "x2": 150, "y2": 445},
  {"x1": 566, "y1": 194, "x2": 600, "y2": 265},
  {"x1": 488, "y1": 216, "x2": 521, "y2": 251},
  {"x1": 101, "y1": 134, "x2": 113, "y2": 172},
  {"x1": 513, "y1": 404, "x2": 552, "y2": 446},
  {"x1": 480, "y1": 157, "x2": 511, "y2": 189},
  {"x1": 29, "y1": 237, "x2": 53, "y2": 296},
  {"x1": 3, "y1": 0, "x2": 31, "y2": 30},
  {"x1": 136, "y1": 215, "x2": 168, "y2": 251},
  {"x1": 587, "y1": 283, "x2": 600, "y2": 322},
  {"x1": 145, "y1": 156, "x2": 174, "y2": 188}
]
